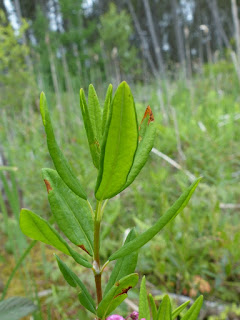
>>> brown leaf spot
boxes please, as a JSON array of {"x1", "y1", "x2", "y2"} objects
[
  {"x1": 114, "y1": 286, "x2": 132, "y2": 299},
  {"x1": 44, "y1": 179, "x2": 52, "y2": 193},
  {"x1": 115, "y1": 281, "x2": 120, "y2": 287},
  {"x1": 140, "y1": 105, "x2": 154, "y2": 126},
  {"x1": 78, "y1": 244, "x2": 91, "y2": 256}
]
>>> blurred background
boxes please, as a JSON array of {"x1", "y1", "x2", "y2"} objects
[{"x1": 0, "y1": 0, "x2": 240, "y2": 319}]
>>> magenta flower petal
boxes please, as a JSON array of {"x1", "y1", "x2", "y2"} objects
[{"x1": 106, "y1": 315, "x2": 125, "y2": 320}]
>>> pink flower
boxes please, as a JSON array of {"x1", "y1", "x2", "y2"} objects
[{"x1": 106, "y1": 315, "x2": 125, "y2": 320}]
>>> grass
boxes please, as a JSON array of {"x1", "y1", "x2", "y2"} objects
[{"x1": 0, "y1": 59, "x2": 240, "y2": 318}]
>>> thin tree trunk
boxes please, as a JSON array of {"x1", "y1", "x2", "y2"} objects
[
  {"x1": 45, "y1": 34, "x2": 62, "y2": 110},
  {"x1": 13, "y1": 0, "x2": 32, "y2": 68},
  {"x1": 142, "y1": 0, "x2": 165, "y2": 76},
  {"x1": 170, "y1": 0, "x2": 186, "y2": 73},
  {"x1": 126, "y1": 0, "x2": 159, "y2": 78},
  {"x1": 207, "y1": 0, "x2": 230, "y2": 49},
  {"x1": 231, "y1": 0, "x2": 240, "y2": 63}
]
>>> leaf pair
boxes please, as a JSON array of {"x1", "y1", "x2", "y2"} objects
[
  {"x1": 139, "y1": 277, "x2": 203, "y2": 320},
  {"x1": 95, "y1": 81, "x2": 156, "y2": 200}
]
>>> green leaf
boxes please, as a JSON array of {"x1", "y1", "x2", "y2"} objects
[
  {"x1": 181, "y1": 296, "x2": 203, "y2": 320},
  {"x1": 108, "y1": 178, "x2": 202, "y2": 261},
  {"x1": 102, "y1": 84, "x2": 113, "y2": 135},
  {"x1": 104, "y1": 229, "x2": 138, "y2": 296},
  {"x1": 0, "y1": 297, "x2": 37, "y2": 320},
  {"x1": 172, "y1": 301, "x2": 190, "y2": 319},
  {"x1": 55, "y1": 255, "x2": 96, "y2": 314},
  {"x1": 40, "y1": 92, "x2": 87, "y2": 199},
  {"x1": 88, "y1": 84, "x2": 102, "y2": 141},
  {"x1": 97, "y1": 273, "x2": 139, "y2": 319},
  {"x1": 139, "y1": 276, "x2": 150, "y2": 320},
  {"x1": 95, "y1": 81, "x2": 138, "y2": 200},
  {"x1": 157, "y1": 295, "x2": 172, "y2": 320},
  {"x1": 79, "y1": 88, "x2": 101, "y2": 169},
  {"x1": 122, "y1": 106, "x2": 156, "y2": 190},
  {"x1": 20, "y1": 209, "x2": 92, "y2": 268},
  {"x1": 149, "y1": 294, "x2": 157, "y2": 320},
  {"x1": 42, "y1": 168, "x2": 94, "y2": 256}
]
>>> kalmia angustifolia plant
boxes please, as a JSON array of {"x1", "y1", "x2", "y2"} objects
[{"x1": 20, "y1": 81, "x2": 203, "y2": 319}]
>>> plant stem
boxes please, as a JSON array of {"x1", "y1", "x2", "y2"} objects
[{"x1": 94, "y1": 201, "x2": 103, "y2": 306}]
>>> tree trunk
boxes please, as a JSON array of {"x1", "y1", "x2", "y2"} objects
[
  {"x1": 207, "y1": 0, "x2": 230, "y2": 49},
  {"x1": 126, "y1": 0, "x2": 159, "y2": 78},
  {"x1": 142, "y1": 0, "x2": 165, "y2": 76},
  {"x1": 231, "y1": 0, "x2": 240, "y2": 62},
  {"x1": 170, "y1": 0, "x2": 186, "y2": 72}
]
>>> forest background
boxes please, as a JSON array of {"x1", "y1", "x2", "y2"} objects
[{"x1": 0, "y1": 0, "x2": 240, "y2": 319}]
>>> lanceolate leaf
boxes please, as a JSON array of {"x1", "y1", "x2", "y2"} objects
[
  {"x1": 20, "y1": 209, "x2": 92, "y2": 268},
  {"x1": 95, "y1": 81, "x2": 138, "y2": 200},
  {"x1": 40, "y1": 92, "x2": 87, "y2": 199},
  {"x1": 102, "y1": 84, "x2": 113, "y2": 135},
  {"x1": 172, "y1": 301, "x2": 190, "y2": 319},
  {"x1": 122, "y1": 106, "x2": 156, "y2": 190},
  {"x1": 97, "y1": 273, "x2": 139, "y2": 319},
  {"x1": 79, "y1": 88, "x2": 101, "y2": 169},
  {"x1": 157, "y1": 295, "x2": 172, "y2": 320},
  {"x1": 149, "y1": 294, "x2": 157, "y2": 320},
  {"x1": 104, "y1": 229, "x2": 138, "y2": 296},
  {"x1": 42, "y1": 168, "x2": 94, "y2": 256},
  {"x1": 88, "y1": 84, "x2": 102, "y2": 141},
  {"x1": 139, "y1": 276, "x2": 150, "y2": 320},
  {"x1": 55, "y1": 255, "x2": 96, "y2": 314},
  {"x1": 181, "y1": 296, "x2": 203, "y2": 320},
  {"x1": 0, "y1": 297, "x2": 37, "y2": 320},
  {"x1": 108, "y1": 178, "x2": 202, "y2": 261}
]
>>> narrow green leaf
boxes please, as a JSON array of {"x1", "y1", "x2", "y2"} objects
[
  {"x1": 172, "y1": 301, "x2": 190, "y2": 319},
  {"x1": 149, "y1": 293, "x2": 157, "y2": 320},
  {"x1": 79, "y1": 88, "x2": 101, "y2": 168},
  {"x1": 139, "y1": 276, "x2": 150, "y2": 320},
  {"x1": 97, "y1": 273, "x2": 139, "y2": 319},
  {"x1": 55, "y1": 255, "x2": 96, "y2": 314},
  {"x1": 20, "y1": 209, "x2": 92, "y2": 268},
  {"x1": 40, "y1": 92, "x2": 87, "y2": 199},
  {"x1": 0, "y1": 297, "x2": 37, "y2": 320},
  {"x1": 157, "y1": 295, "x2": 172, "y2": 320},
  {"x1": 102, "y1": 84, "x2": 113, "y2": 135},
  {"x1": 88, "y1": 84, "x2": 102, "y2": 140},
  {"x1": 109, "y1": 178, "x2": 202, "y2": 261},
  {"x1": 123, "y1": 106, "x2": 156, "y2": 190},
  {"x1": 104, "y1": 229, "x2": 138, "y2": 296},
  {"x1": 95, "y1": 81, "x2": 138, "y2": 200},
  {"x1": 181, "y1": 296, "x2": 203, "y2": 320},
  {"x1": 42, "y1": 168, "x2": 94, "y2": 256}
]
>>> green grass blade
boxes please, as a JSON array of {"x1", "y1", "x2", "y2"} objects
[{"x1": 1, "y1": 241, "x2": 37, "y2": 301}]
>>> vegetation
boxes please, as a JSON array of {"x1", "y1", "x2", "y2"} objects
[{"x1": 0, "y1": 0, "x2": 240, "y2": 319}]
